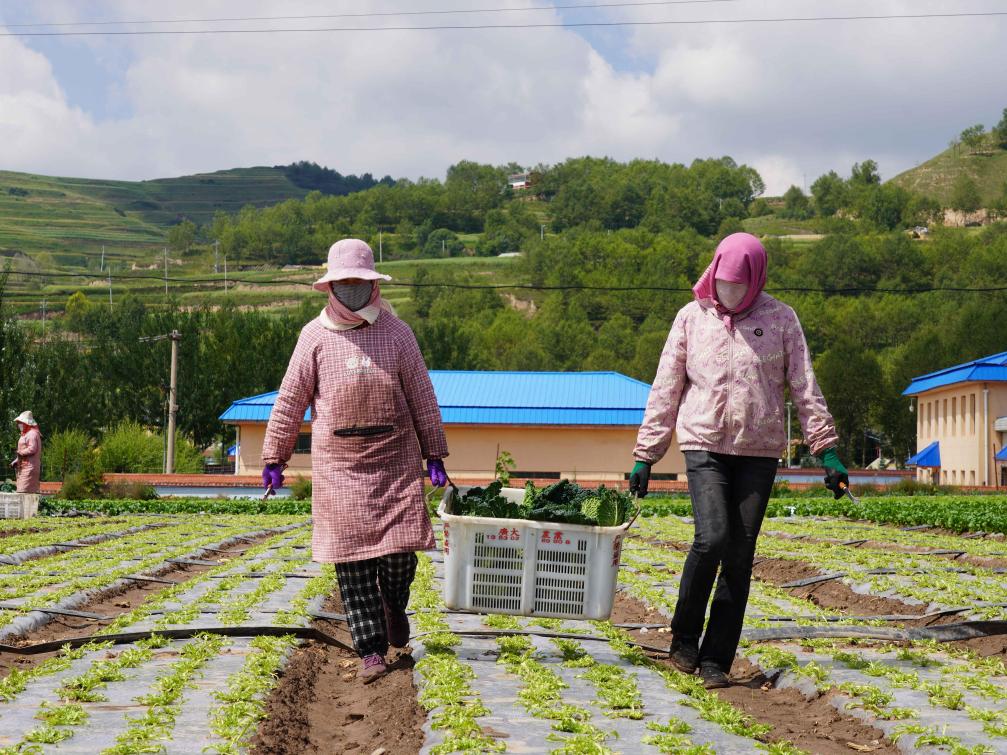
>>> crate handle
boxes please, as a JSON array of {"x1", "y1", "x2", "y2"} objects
[
  {"x1": 427, "y1": 477, "x2": 459, "y2": 514},
  {"x1": 625, "y1": 496, "x2": 643, "y2": 530}
]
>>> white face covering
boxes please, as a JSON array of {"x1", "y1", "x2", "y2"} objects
[{"x1": 715, "y1": 279, "x2": 749, "y2": 312}]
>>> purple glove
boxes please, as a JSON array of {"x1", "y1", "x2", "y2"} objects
[
  {"x1": 262, "y1": 463, "x2": 285, "y2": 490},
  {"x1": 428, "y1": 459, "x2": 448, "y2": 488}
]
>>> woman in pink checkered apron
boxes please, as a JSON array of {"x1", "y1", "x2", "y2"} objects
[{"x1": 262, "y1": 239, "x2": 449, "y2": 683}]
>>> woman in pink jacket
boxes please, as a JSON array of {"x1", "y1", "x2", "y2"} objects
[
  {"x1": 11, "y1": 411, "x2": 42, "y2": 494},
  {"x1": 262, "y1": 239, "x2": 449, "y2": 683},
  {"x1": 629, "y1": 232, "x2": 848, "y2": 689}
]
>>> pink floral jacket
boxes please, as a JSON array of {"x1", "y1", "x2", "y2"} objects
[{"x1": 635, "y1": 293, "x2": 838, "y2": 462}]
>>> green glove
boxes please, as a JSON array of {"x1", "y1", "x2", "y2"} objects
[
  {"x1": 629, "y1": 461, "x2": 651, "y2": 497},
  {"x1": 821, "y1": 448, "x2": 849, "y2": 500}
]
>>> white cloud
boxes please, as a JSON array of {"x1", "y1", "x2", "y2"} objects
[{"x1": 0, "y1": 0, "x2": 1005, "y2": 195}]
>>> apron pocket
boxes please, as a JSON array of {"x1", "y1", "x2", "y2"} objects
[{"x1": 333, "y1": 425, "x2": 394, "y2": 438}]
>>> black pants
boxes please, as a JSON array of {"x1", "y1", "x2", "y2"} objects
[
  {"x1": 335, "y1": 552, "x2": 418, "y2": 658},
  {"x1": 671, "y1": 451, "x2": 777, "y2": 671}
]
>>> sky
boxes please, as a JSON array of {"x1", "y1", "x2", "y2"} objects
[{"x1": 0, "y1": 0, "x2": 1005, "y2": 195}]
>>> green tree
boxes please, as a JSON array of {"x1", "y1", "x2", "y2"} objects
[
  {"x1": 64, "y1": 291, "x2": 93, "y2": 330},
  {"x1": 810, "y1": 171, "x2": 849, "y2": 217},
  {"x1": 850, "y1": 160, "x2": 881, "y2": 186},
  {"x1": 994, "y1": 108, "x2": 1007, "y2": 149},
  {"x1": 423, "y1": 229, "x2": 465, "y2": 258},
  {"x1": 815, "y1": 339, "x2": 882, "y2": 463},
  {"x1": 780, "y1": 185, "x2": 812, "y2": 220},
  {"x1": 959, "y1": 124, "x2": 986, "y2": 154},
  {"x1": 167, "y1": 219, "x2": 198, "y2": 254},
  {"x1": 950, "y1": 175, "x2": 982, "y2": 214}
]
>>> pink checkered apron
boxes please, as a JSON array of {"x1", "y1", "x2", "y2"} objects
[{"x1": 262, "y1": 312, "x2": 446, "y2": 563}]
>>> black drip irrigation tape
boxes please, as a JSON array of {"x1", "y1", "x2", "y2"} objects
[
  {"x1": 780, "y1": 573, "x2": 846, "y2": 588},
  {"x1": 0, "y1": 605, "x2": 110, "y2": 620},
  {"x1": 409, "y1": 627, "x2": 670, "y2": 655},
  {"x1": 742, "y1": 619, "x2": 1007, "y2": 643},
  {"x1": 0, "y1": 625, "x2": 356, "y2": 655}
]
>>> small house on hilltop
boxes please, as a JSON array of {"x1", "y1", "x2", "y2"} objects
[
  {"x1": 903, "y1": 351, "x2": 1007, "y2": 486},
  {"x1": 508, "y1": 172, "x2": 532, "y2": 191},
  {"x1": 220, "y1": 371, "x2": 684, "y2": 485}
]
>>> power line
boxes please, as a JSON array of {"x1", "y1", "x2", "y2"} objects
[
  {"x1": 2, "y1": 269, "x2": 1007, "y2": 295},
  {"x1": 1, "y1": 1, "x2": 746, "y2": 28},
  {"x1": 3, "y1": 10, "x2": 1007, "y2": 36}
]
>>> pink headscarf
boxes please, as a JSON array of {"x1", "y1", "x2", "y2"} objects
[
  {"x1": 692, "y1": 232, "x2": 767, "y2": 331},
  {"x1": 324, "y1": 281, "x2": 389, "y2": 327}
]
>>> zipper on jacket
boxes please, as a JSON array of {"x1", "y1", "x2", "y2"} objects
[{"x1": 727, "y1": 328, "x2": 734, "y2": 442}]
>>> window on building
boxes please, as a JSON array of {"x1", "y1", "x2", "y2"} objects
[
  {"x1": 971, "y1": 394, "x2": 977, "y2": 435},
  {"x1": 943, "y1": 399, "x2": 948, "y2": 433},
  {"x1": 971, "y1": 470, "x2": 976, "y2": 485},
  {"x1": 952, "y1": 397, "x2": 957, "y2": 435},
  {"x1": 294, "y1": 433, "x2": 312, "y2": 454},
  {"x1": 927, "y1": 401, "x2": 932, "y2": 435}
]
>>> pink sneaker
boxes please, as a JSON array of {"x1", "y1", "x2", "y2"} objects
[{"x1": 359, "y1": 653, "x2": 387, "y2": 683}]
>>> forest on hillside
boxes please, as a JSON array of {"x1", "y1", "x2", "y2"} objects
[{"x1": 4, "y1": 147, "x2": 1007, "y2": 477}]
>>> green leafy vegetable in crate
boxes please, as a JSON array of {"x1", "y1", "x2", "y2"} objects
[{"x1": 454, "y1": 479, "x2": 632, "y2": 526}]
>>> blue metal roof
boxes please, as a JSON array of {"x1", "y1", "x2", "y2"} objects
[
  {"x1": 906, "y1": 440, "x2": 940, "y2": 468},
  {"x1": 220, "y1": 371, "x2": 651, "y2": 426},
  {"x1": 219, "y1": 391, "x2": 312, "y2": 423},
  {"x1": 996, "y1": 446, "x2": 1007, "y2": 462},
  {"x1": 903, "y1": 351, "x2": 1007, "y2": 396}
]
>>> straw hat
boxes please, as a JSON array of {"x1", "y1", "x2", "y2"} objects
[
  {"x1": 312, "y1": 239, "x2": 391, "y2": 292},
  {"x1": 13, "y1": 411, "x2": 37, "y2": 427}
]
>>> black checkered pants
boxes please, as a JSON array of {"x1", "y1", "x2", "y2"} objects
[{"x1": 335, "y1": 552, "x2": 418, "y2": 658}]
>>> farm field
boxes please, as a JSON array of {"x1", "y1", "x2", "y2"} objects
[{"x1": 5, "y1": 502, "x2": 1007, "y2": 753}]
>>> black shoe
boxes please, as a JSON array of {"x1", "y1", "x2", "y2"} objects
[
  {"x1": 700, "y1": 664, "x2": 730, "y2": 689},
  {"x1": 668, "y1": 641, "x2": 699, "y2": 675}
]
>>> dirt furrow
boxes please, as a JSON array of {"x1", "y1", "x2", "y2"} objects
[{"x1": 251, "y1": 593, "x2": 425, "y2": 755}]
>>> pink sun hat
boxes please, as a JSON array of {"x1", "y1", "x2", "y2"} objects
[{"x1": 312, "y1": 239, "x2": 392, "y2": 292}]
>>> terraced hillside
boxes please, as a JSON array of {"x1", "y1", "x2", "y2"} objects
[
  {"x1": 0, "y1": 166, "x2": 355, "y2": 267},
  {"x1": 889, "y1": 145, "x2": 1007, "y2": 206}
]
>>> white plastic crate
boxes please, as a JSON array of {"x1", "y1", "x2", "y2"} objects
[
  {"x1": 0, "y1": 492, "x2": 40, "y2": 519},
  {"x1": 438, "y1": 486, "x2": 635, "y2": 620}
]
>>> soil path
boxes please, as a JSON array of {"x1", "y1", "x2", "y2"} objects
[{"x1": 250, "y1": 593, "x2": 426, "y2": 755}]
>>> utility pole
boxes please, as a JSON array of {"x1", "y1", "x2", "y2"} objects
[
  {"x1": 108, "y1": 267, "x2": 113, "y2": 309},
  {"x1": 41, "y1": 298, "x2": 47, "y2": 341},
  {"x1": 379, "y1": 231, "x2": 383, "y2": 264},
  {"x1": 541, "y1": 224, "x2": 545, "y2": 241},
  {"x1": 213, "y1": 240, "x2": 220, "y2": 274},
  {"x1": 140, "y1": 330, "x2": 182, "y2": 474},
  {"x1": 442, "y1": 239, "x2": 446, "y2": 257},
  {"x1": 100, "y1": 245, "x2": 105, "y2": 272},
  {"x1": 223, "y1": 255, "x2": 228, "y2": 293},
  {"x1": 164, "y1": 247, "x2": 168, "y2": 296}
]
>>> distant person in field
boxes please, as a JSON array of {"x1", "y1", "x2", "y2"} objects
[
  {"x1": 11, "y1": 411, "x2": 42, "y2": 494},
  {"x1": 629, "y1": 232, "x2": 847, "y2": 690},
  {"x1": 261, "y1": 238, "x2": 449, "y2": 683}
]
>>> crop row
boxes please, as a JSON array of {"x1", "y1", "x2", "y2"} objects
[
  {"x1": 0, "y1": 516, "x2": 306, "y2": 633},
  {"x1": 641, "y1": 496, "x2": 1007, "y2": 535},
  {"x1": 0, "y1": 526, "x2": 333, "y2": 754},
  {"x1": 638, "y1": 516, "x2": 1007, "y2": 618},
  {"x1": 411, "y1": 548, "x2": 807, "y2": 754}
]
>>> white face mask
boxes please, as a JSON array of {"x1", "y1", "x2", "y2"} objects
[{"x1": 715, "y1": 280, "x2": 749, "y2": 311}]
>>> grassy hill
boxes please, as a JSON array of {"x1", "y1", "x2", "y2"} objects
[
  {"x1": 0, "y1": 166, "x2": 328, "y2": 268},
  {"x1": 889, "y1": 145, "x2": 1007, "y2": 206}
]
